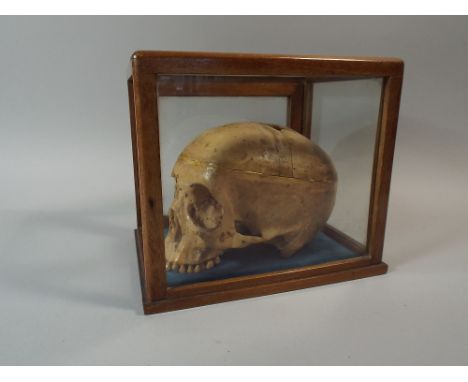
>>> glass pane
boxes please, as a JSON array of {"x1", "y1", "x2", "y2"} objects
[
  {"x1": 310, "y1": 78, "x2": 383, "y2": 244},
  {"x1": 157, "y1": 76, "x2": 381, "y2": 287},
  {"x1": 159, "y1": 96, "x2": 288, "y2": 215}
]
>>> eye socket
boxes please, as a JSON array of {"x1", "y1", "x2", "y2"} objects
[{"x1": 187, "y1": 184, "x2": 223, "y2": 230}]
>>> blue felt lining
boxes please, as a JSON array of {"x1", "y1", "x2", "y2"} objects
[{"x1": 166, "y1": 230, "x2": 359, "y2": 287}]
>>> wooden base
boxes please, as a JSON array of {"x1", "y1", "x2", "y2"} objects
[{"x1": 134, "y1": 230, "x2": 388, "y2": 314}]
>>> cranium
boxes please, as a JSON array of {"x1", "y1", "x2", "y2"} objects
[{"x1": 165, "y1": 122, "x2": 337, "y2": 273}]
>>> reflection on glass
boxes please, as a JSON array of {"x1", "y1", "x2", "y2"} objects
[
  {"x1": 311, "y1": 79, "x2": 383, "y2": 244},
  {"x1": 158, "y1": 96, "x2": 288, "y2": 214}
]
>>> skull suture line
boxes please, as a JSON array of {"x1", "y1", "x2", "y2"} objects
[{"x1": 165, "y1": 122, "x2": 337, "y2": 273}]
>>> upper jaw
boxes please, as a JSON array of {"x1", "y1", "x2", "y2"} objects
[{"x1": 166, "y1": 255, "x2": 221, "y2": 273}]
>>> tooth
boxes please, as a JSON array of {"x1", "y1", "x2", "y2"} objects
[
  {"x1": 215, "y1": 256, "x2": 221, "y2": 264},
  {"x1": 178, "y1": 265, "x2": 186, "y2": 273},
  {"x1": 187, "y1": 265, "x2": 193, "y2": 273},
  {"x1": 171, "y1": 263, "x2": 178, "y2": 271},
  {"x1": 206, "y1": 260, "x2": 214, "y2": 269},
  {"x1": 194, "y1": 265, "x2": 201, "y2": 273},
  {"x1": 166, "y1": 262, "x2": 171, "y2": 271}
]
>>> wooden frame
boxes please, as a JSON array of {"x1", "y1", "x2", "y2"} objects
[
  {"x1": 156, "y1": 75, "x2": 306, "y2": 132},
  {"x1": 128, "y1": 51, "x2": 404, "y2": 314}
]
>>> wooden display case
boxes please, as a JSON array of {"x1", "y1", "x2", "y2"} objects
[{"x1": 127, "y1": 51, "x2": 404, "y2": 314}]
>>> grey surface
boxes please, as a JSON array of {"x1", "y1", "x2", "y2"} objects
[{"x1": 1, "y1": 16, "x2": 468, "y2": 365}]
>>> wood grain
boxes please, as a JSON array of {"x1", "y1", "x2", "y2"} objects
[
  {"x1": 145, "y1": 262, "x2": 388, "y2": 314},
  {"x1": 367, "y1": 74, "x2": 403, "y2": 263},
  {"x1": 302, "y1": 80, "x2": 313, "y2": 137},
  {"x1": 157, "y1": 74, "x2": 305, "y2": 132},
  {"x1": 132, "y1": 62, "x2": 167, "y2": 301},
  {"x1": 287, "y1": 81, "x2": 305, "y2": 132},
  {"x1": 157, "y1": 75, "x2": 301, "y2": 96},
  {"x1": 133, "y1": 51, "x2": 403, "y2": 77},
  {"x1": 128, "y1": 78, "x2": 142, "y2": 229}
]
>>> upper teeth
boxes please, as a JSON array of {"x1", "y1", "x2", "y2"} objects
[{"x1": 166, "y1": 256, "x2": 221, "y2": 273}]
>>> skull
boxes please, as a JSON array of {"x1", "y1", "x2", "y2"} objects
[{"x1": 165, "y1": 122, "x2": 337, "y2": 273}]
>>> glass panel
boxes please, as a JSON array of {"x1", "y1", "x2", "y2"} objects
[
  {"x1": 310, "y1": 78, "x2": 383, "y2": 244},
  {"x1": 157, "y1": 76, "x2": 381, "y2": 287},
  {"x1": 159, "y1": 96, "x2": 288, "y2": 215}
]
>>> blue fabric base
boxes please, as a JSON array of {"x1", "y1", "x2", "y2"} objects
[{"x1": 166, "y1": 230, "x2": 359, "y2": 287}]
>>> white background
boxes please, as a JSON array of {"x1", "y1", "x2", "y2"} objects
[{"x1": 1, "y1": 16, "x2": 467, "y2": 365}]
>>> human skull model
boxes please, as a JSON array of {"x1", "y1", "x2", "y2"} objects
[{"x1": 165, "y1": 122, "x2": 337, "y2": 273}]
